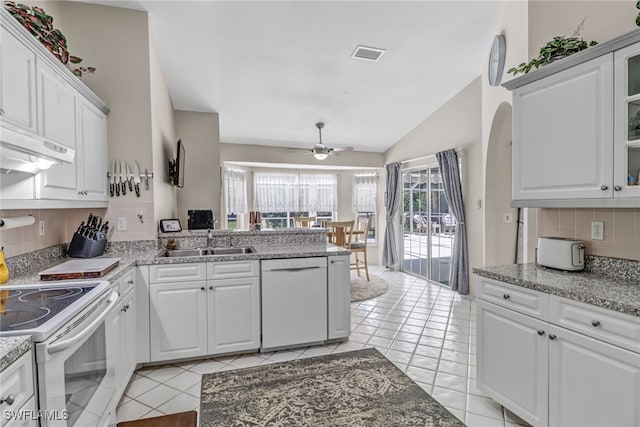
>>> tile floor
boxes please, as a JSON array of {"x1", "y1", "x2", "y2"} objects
[{"x1": 117, "y1": 266, "x2": 530, "y2": 426}]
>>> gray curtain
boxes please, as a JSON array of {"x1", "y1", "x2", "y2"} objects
[
  {"x1": 382, "y1": 162, "x2": 401, "y2": 268},
  {"x1": 436, "y1": 149, "x2": 469, "y2": 295}
]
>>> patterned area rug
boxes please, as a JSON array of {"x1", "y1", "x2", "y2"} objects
[
  {"x1": 351, "y1": 274, "x2": 389, "y2": 302},
  {"x1": 200, "y1": 348, "x2": 464, "y2": 427}
]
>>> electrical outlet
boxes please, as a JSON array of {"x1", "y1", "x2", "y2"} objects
[
  {"x1": 38, "y1": 220, "x2": 45, "y2": 236},
  {"x1": 117, "y1": 217, "x2": 127, "y2": 231},
  {"x1": 591, "y1": 221, "x2": 604, "y2": 240},
  {"x1": 503, "y1": 212, "x2": 513, "y2": 223}
]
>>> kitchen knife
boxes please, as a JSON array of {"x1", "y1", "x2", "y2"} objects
[
  {"x1": 112, "y1": 160, "x2": 120, "y2": 197},
  {"x1": 109, "y1": 162, "x2": 115, "y2": 197},
  {"x1": 126, "y1": 162, "x2": 133, "y2": 192},
  {"x1": 133, "y1": 161, "x2": 141, "y2": 197},
  {"x1": 119, "y1": 161, "x2": 126, "y2": 195},
  {"x1": 100, "y1": 221, "x2": 109, "y2": 232},
  {"x1": 114, "y1": 160, "x2": 120, "y2": 197}
]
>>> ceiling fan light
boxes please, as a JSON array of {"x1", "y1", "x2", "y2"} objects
[{"x1": 313, "y1": 152, "x2": 328, "y2": 160}]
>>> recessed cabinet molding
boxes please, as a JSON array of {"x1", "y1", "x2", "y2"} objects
[
  {"x1": 476, "y1": 276, "x2": 640, "y2": 427},
  {"x1": 505, "y1": 28, "x2": 640, "y2": 208},
  {"x1": 0, "y1": 9, "x2": 110, "y2": 209}
]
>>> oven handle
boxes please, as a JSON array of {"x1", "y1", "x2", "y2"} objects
[{"x1": 46, "y1": 291, "x2": 119, "y2": 355}]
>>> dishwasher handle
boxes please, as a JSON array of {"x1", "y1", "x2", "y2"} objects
[{"x1": 267, "y1": 266, "x2": 323, "y2": 272}]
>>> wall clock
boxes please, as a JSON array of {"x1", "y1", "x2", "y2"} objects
[{"x1": 488, "y1": 34, "x2": 506, "y2": 87}]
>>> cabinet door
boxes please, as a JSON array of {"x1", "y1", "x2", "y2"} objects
[
  {"x1": 78, "y1": 99, "x2": 108, "y2": 201},
  {"x1": 207, "y1": 277, "x2": 260, "y2": 354},
  {"x1": 35, "y1": 60, "x2": 79, "y2": 199},
  {"x1": 477, "y1": 300, "x2": 548, "y2": 427},
  {"x1": 0, "y1": 28, "x2": 36, "y2": 133},
  {"x1": 512, "y1": 53, "x2": 614, "y2": 201},
  {"x1": 150, "y1": 281, "x2": 208, "y2": 362},
  {"x1": 548, "y1": 325, "x2": 640, "y2": 427},
  {"x1": 614, "y1": 41, "x2": 640, "y2": 199},
  {"x1": 119, "y1": 290, "x2": 136, "y2": 395},
  {"x1": 328, "y1": 255, "x2": 351, "y2": 340}
]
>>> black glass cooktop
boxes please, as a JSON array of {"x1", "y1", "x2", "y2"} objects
[{"x1": 0, "y1": 285, "x2": 98, "y2": 333}]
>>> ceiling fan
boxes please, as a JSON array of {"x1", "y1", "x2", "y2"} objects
[{"x1": 306, "y1": 122, "x2": 353, "y2": 160}]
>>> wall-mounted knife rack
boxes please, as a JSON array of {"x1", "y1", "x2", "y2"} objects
[{"x1": 107, "y1": 159, "x2": 154, "y2": 197}]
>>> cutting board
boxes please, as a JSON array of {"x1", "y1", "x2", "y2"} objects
[{"x1": 39, "y1": 258, "x2": 120, "y2": 281}]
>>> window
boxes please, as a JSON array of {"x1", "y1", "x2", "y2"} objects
[
  {"x1": 224, "y1": 168, "x2": 247, "y2": 229},
  {"x1": 352, "y1": 173, "x2": 377, "y2": 242},
  {"x1": 254, "y1": 172, "x2": 337, "y2": 228}
]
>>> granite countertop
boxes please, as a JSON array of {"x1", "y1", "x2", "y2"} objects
[
  {"x1": 2, "y1": 240, "x2": 350, "y2": 360},
  {"x1": 474, "y1": 263, "x2": 640, "y2": 318},
  {"x1": 0, "y1": 335, "x2": 31, "y2": 372}
]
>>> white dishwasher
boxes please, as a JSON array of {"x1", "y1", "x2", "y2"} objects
[{"x1": 261, "y1": 257, "x2": 327, "y2": 351}]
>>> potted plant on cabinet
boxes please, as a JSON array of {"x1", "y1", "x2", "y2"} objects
[
  {"x1": 3, "y1": 1, "x2": 95, "y2": 77},
  {"x1": 508, "y1": 20, "x2": 598, "y2": 76}
]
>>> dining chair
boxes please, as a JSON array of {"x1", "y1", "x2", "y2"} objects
[
  {"x1": 293, "y1": 216, "x2": 316, "y2": 228},
  {"x1": 350, "y1": 216, "x2": 370, "y2": 281},
  {"x1": 325, "y1": 220, "x2": 354, "y2": 249}
]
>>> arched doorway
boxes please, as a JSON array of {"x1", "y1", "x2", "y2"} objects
[{"x1": 485, "y1": 102, "x2": 518, "y2": 266}]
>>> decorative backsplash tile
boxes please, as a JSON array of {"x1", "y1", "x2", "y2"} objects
[{"x1": 539, "y1": 208, "x2": 640, "y2": 262}]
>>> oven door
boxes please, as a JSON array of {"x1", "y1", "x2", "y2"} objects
[{"x1": 35, "y1": 290, "x2": 119, "y2": 427}]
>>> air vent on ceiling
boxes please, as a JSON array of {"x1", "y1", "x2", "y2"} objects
[{"x1": 351, "y1": 45, "x2": 385, "y2": 62}]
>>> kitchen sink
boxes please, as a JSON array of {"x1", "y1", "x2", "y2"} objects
[{"x1": 161, "y1": 246, "x2": 256, "y2": 257}]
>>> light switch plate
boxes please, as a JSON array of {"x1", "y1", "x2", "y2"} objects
[
  {"x1": 117, "y1": 217, "x2": 127, "y2": 231},
  {"x1": 591, "y1": 221, "x2": 604, "y2": 240}
]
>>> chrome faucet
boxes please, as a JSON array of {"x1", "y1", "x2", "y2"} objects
[{"x1": 206, "y1": 229, "x2": 214, "y2": 250}]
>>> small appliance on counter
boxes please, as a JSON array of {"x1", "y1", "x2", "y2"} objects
[
  {"x1": 537, "y1": 237, "x2": 585, "y2": 271},
  {"x1": 188, "y1": 209, "x2": 215, "y2": 230},
  {"x1": 68, "y1": 213, "x2": 108, "y2": 258}
]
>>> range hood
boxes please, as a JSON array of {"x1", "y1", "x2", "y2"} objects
[{"x1": 0, "y1": 125, "x2": 75, "y2": 174}]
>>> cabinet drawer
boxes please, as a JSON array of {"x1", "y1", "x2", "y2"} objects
[
  {"x1": 477, "y1": 277, "x2": 549, "y2": 320},
  {"x1": 119, "y1": 268, "x2": 136, "y2": 295},
  {"x1": 207, "y1": 260, "x2": 259, "y2": 280},
  {"x1": 0, "y1": 350, "x2": 34, "y2": 427},
  {"x1": 150, "y1": 263, "x2": 206, "y2": 283},
  {"x1": 549, "y1": 295, "x2": 640, "y2": 353}
]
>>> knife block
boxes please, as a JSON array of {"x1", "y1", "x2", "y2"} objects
[{"x1": 68, "y1": 232, "x2": 107, "y2": 258}]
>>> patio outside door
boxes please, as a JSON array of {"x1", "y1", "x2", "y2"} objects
[{"x1": 401, "y1": 166, "x2": 455, "y2": 285}]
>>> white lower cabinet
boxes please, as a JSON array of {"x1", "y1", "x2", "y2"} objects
[
  {"x1": 328, "y1": 255, "x2": 351, "y2": 340},
  {"x1": 149, "y1": 261, "x2": 260, "y2": 362},
  {"x1": 109, "y1": 271, "x2": 138, "y2": 400},
  {"x1": 150, "y1": 280, "x2": 208, "y2": 362},
  {"x1": 548, "y1": 325, "x2": 640, "y2": 427},
  {"x1": 0, "y1": 350, "x2": 35, "y2": 427},
  {"x1": 207, "y1": 276, "x2": 260, "y2": 354},
  {"x1": 477, "y1": 277, "x2": 640, "y2": 427},
  {"x1": 477, "y1": 300, "x2": 548, "y2": 426}
]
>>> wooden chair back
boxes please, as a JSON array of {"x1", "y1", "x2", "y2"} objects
[
  {"x1": 293, "y1": 216, "x2": 316, "y2": 228},
  {"x1": 352, "y1": 216, "x2": 371, "y2": 246},
  {"x1": 325, "y1": 220, "x2": 354, "y2": 248}
]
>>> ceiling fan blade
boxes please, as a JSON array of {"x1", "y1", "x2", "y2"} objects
[{"x1": 331, "y1": 146, "x2": 354, "y2": 152}]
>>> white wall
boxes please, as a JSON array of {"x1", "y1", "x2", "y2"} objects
[
  {"x1": 150, "y1": 33, "x2": 177, "y2": 226},
  {"x1": 175, "y1": 111, "x2": 221, "y2": 228},
  {"x1": 385, "y1": 78, "x2": 484, "y2": 295}
]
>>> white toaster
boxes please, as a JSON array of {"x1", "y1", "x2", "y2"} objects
[{"x1": 537, "y1": 237, "x2": 585, "y2": 271}]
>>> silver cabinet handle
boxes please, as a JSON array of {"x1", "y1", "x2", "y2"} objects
[
  {"x1": 200, "y1": 287, "x2": 205, "y2": 291},
  {"x1": 549, "y1": 334, "x2": 557, "y2": 340},
  {"x1": 537, "y1": 330, "x2": 545, "y2": 336},
  {"x1": 209, "y1": 286, "x2": 213, "y2": 290},
  {"x1": 591, "y1": 320, "x2": 601, "y2": 327},
  {"x1": 0, "y1": 108, "x2": 5, "y2": 116},
  {"x1": 614, "y1": 185, "x2": 622, "y2": 191},
  {"x1": 600, "y1": 185, "x2": 608, "y2": 191},
  {"x1": 127, "y1": 280, "x2": 134, "y2": 285},
  {"x1": 0, "y1": 394, "x2": 15, "y2": 405},
  {"x1": 503, "y1": 294, "x2": 510, "y2": 300}
]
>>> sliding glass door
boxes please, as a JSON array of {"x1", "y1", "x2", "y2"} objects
[{"x1": 401, "y1": 166, "x2": 455, "y2": 286}]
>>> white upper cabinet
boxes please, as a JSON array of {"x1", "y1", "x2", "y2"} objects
[
  {"x1": 614, "y1": 41, "x2": 640, "y2": 199},
  {"x1": 0, "y1": 9, "x2": 109, "y2": 208},
  {"x1": 512, "y1": 54, "x2": 614, "y2": 202},
  {"x1": 506, "y1": 30, "x2": 640, "y2": 208},
  {"x1": 0, "y1": 27, "x2": 36, "y2": 133}
]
